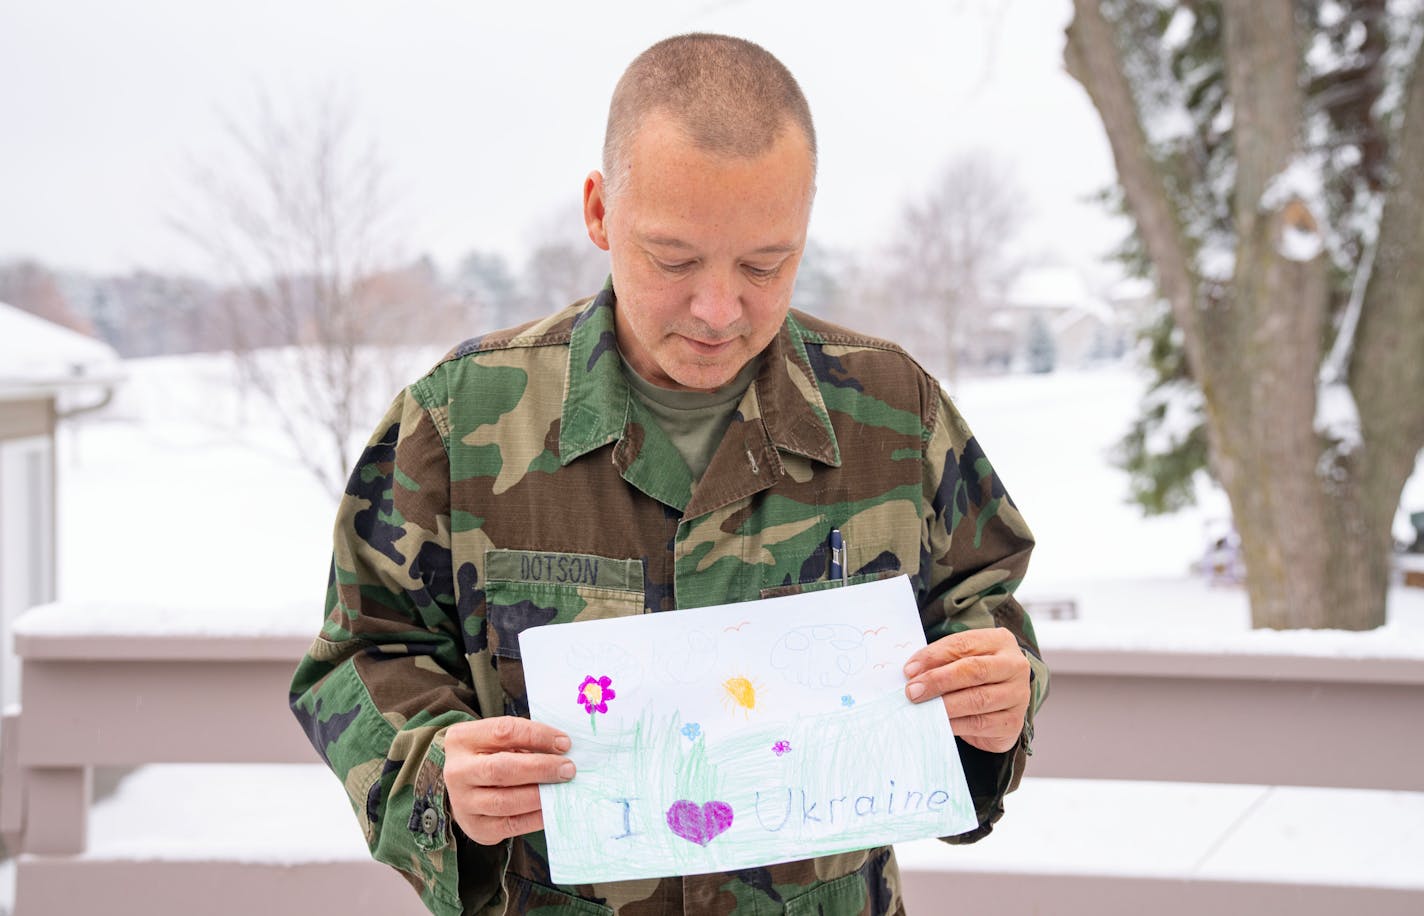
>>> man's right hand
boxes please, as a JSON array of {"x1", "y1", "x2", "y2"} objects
[{"x1": 444, "y1": 717, "x2": 575, "y2": 845}]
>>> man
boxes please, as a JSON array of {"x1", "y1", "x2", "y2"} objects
[{"x1": 291, "y1": 33, "x2": 1047, "y2": 916}]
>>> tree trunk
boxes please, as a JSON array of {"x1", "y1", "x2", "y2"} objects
[
  {"x1": 1209, "y1": 234, "x2": 1385, "y2": 630},
  {"x1": 1065, "y1": 0, "x2": 1423, "y2": 630},
  {"x1": 1210, "y1": 0, "x2": 1379, "y2": 629}
]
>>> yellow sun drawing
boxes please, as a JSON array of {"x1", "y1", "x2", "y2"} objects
[{"x1": 721, "y1": 675, "x2": 765, "y2": 717}]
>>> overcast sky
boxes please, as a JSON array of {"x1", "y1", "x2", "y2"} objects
[{"x1": 0, "y1": 0, "x2": 1124, "y2": 284}]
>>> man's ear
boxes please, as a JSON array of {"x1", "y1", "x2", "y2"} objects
[{"x1": 583, "y1": 171, "x2": 611, "y2": 251}]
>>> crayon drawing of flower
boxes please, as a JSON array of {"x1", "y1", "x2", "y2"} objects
[
  {"x1": 772, "y1": 740, "x2": 791, "y2": 756},
  {"x1": 577, "y1": 675, "x2": 615, "y2": 733},
  {"x1": 681, "y1": 722, "x2": 701, "y2": 741},
  {"x1": 840, "y1": 694, "x2": 856, "y2": 708}
]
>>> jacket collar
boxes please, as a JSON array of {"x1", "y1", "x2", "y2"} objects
[{"x1": 559, "y1": 285, "x2": 840, "y2": 515}]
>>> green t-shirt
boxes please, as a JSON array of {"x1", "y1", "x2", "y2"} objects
[{"x1": 622, "y1": 355, "x2": 760, "y2": 480}]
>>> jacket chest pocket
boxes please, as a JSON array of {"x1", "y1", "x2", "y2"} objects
[
  {"x1": 759, "y1": 567, "x2": 901, "y2": 600},
  {"x1": 484, "y1": 549, "x2": 645, "y2": 716}
]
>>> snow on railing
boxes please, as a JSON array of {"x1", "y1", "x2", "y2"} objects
[{"x1": 2, "y1": 600, "x2": 1422, "y2": 913}]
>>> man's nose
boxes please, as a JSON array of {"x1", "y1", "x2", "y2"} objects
[{"x1": 688, "y1": 270, "x2": 743, "y2": 332}]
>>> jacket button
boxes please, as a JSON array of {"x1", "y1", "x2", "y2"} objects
[{"x1": 421, "y1": 806, "x2": 440, "y2": 836}]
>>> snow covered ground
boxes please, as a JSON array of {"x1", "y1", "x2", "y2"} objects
[
  {"x1": 52, "y1": 352, "x2": 1424, "y2": 637},
  {"x1": 2, "y1": 351, "x2": 1419, "y2": 910},
  {"x1": 895, "y1": 778, "x2": 1424, "y2": 888}
]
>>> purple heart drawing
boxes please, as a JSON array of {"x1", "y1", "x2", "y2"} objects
[{"x1": 665, "y1": 799, "x2": 734, "y2": 846}]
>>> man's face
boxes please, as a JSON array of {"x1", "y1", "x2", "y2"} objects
[{"x1": 584, "y1": 112, "x2": 815, "y2": 392}]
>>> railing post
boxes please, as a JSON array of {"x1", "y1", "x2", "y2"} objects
[
  {"x1": 0, "y1": 710, "x2": 23, "y2": 849},
  {"x1": 21, "y1": 765, "x2": 91, "y2": 854}
]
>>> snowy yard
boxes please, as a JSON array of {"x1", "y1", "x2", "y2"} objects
[{"x1": 54, "y1": 351, "x2": 1424, "y2": 637}]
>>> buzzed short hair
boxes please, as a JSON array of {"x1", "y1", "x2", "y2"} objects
[{"x1": 602, "y1": 33, "x2": 817, "y2": 197}]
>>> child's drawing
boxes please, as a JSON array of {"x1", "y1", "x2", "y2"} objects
[
  {"x1": 769, "y1": 623, "x2": 867, "y2": 688},
  {"x1": 666, "y1": 799, "x2": 734, "y2": 846},
  {"x1": 721, "y1": 675, "x2": 762, "y2": 716},
  {"x1": 576, "y1": 675, "x2": 615, "y2": 732},
  {"x1": 521, "y1": 575, "x2": 976, "y2": 884},
  {"x1": 566, "y1": 642, "x2": 642, "y2": 692},
  {"x1": 656, "y1": 629, "x2": 717, "y2": 684}
]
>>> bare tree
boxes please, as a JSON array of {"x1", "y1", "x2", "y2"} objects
[
  {"x1": 791, "y1": 239, "x2": 859, "y2": 327},
  {"x1": 518, "y1": 207, "x2": 611, "y2": 323},
  {"x1": 884, "y1": 152, "x2": 1027, "y2": 381},
  {"x1": 454, "y1": 249, "x2": 518, "y2": 333},
  {"x1": 174, "y1": 92, "x2": 456, "y2": 495},
  {"x1": 0, "y1": 260, "x2": 94, "y2": 335},
  {"x1": 1065, "y1": 0, "x2": 1424, "y2": 629}
]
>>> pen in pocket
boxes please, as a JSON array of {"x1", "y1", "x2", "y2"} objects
[{"x1": 828, "y1": 528, "x2": 847, "y2": 585}]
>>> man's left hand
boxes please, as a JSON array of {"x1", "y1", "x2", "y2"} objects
[{"x1": 902, "y1": 628, "x2": 1030, "y2": 754}]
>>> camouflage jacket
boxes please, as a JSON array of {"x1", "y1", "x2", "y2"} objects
[{"x1": 290, "y1": 287, "x2": 1048, "y2": 916}]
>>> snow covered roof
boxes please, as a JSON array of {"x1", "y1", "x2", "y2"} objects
[
  {"x1": 1006, "y1": 267, "x2": 1091, "y2": 309},
  {"x1": 1107, "y1": 275, "x2": 1157, "y2": 303},
  {"x1": 1004, "y1": 267, "x2": 1114, "y2": 322},
  {"x1": 0, "y1": 300, "x2": 123, "y2": 399}
]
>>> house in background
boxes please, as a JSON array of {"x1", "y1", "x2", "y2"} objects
[
  {"x1": 0, "y1": 301, "x2": 122, "y2": 711},
  {"x1": 967, "y1": 266, "x2": 1137, "y2": 374}
]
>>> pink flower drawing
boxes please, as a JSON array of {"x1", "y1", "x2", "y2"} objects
[{"x1": 577, "y1": 675, "x2": 615, "y2": 732}]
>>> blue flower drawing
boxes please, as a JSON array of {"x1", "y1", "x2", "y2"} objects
[
  {"x1": 681, "y1": 722, "x2": 701, "y2": 741},
  {"x1": 840, "y1": 694, "x2": 856, "y2": 708}
]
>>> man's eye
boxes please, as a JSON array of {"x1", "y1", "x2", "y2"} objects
[
  {"x1": 657, "y1": 260, "x2": 696, "y2": 274},
  {"x1": 743, "y1": 264, "x2": 779, "y2": 280}
]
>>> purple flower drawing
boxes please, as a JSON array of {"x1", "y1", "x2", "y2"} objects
[
  {"x1": 577, "y1": 675, "x2": 615, "y2": 733},
  {"x1": 772, "y1": 740, "x2": 792, "y2": 756}
]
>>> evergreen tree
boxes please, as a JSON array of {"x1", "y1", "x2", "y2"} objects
[{"x1": 1025, "y1": 314, "x2": 1057, "y2": 374}]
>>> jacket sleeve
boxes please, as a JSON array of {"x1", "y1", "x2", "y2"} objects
[
  {"x1": 918, "y1": 382, "x2": 1049, "y2": 844},
  {"x1": 289, "y1": 385, "x2": 507, "y2": 916}
]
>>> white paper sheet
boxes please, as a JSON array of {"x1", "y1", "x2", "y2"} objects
[{"x1": 521, "y1": 575, "x2": 977, "y2": 883}]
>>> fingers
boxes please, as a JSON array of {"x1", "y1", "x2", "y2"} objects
[
  {"x1": 904, "y1": 646, "x2": 1027, "y2": 707},
  {"x1": 460, "y1": 784, "x2": 544, "y2": 819},
  {"x1": 447, "y1": 716, "x2": 571, "y2": 755},
  {"x1": 446, "y1": 765, "x2": 555, "y2": 844},
  {"x1": 452, "y1": 803, "x2": 547, "y2": 845},
  {"x1": 444, "y1": 717, "x2": 574, "y2": 788},
  {"x1": 446, "y1": 745, "x2": 576, "y2": 790},
  {"x1": 443, "y1": 716, "x2": 577, "y2": 845},
  {"x1": 951, "y1": 709, "x2": 1027, "y2": 753},
  {"x1": 924, "y1": 676, "x2": 1024, "y2": 721},
  {"x1": 902, "y1": 628, "x2": 1031, "y2": 755},
  {"x1": 903, "y1": 627, "x2": 1019, "y2": 675}
]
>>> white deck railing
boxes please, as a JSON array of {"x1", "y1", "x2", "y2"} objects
[{"x1": 2, "y1": 602, "x2": 1421, "y2": 915}]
